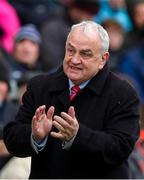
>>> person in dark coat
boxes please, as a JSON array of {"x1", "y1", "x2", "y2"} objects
[
  {"x1": 3, "y1": 20, "x2": 140, "y2": 179},
  {"x1": 0, "y1": 75, "x2": 18, "y2": 170}
]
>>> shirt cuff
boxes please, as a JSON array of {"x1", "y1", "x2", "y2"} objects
[
  {"x1": 31, "y1": 134, "x2": 48, "y2": 153},
  {"x1": 62, "y1": 134, "x2": 76, "y2": 150}
]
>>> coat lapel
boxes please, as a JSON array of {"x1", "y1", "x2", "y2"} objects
[
  {"x1": 86, "y1": 64, "x2": 110, "y2": 95},
  {"x1": 47, "y1": 70, "x2": 70, "y2": 107}
]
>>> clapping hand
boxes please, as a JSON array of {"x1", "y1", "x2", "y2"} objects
[
  {"x1": 32, "y1": 105, "x2": 55, "y2": 141},
  {"x1": 50, "y1": 106, "x2": 79, "y2": 141}
]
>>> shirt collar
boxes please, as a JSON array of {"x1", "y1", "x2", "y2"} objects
[{"x1": 68, "y1": 79, "x2": 90, "y2": 94}]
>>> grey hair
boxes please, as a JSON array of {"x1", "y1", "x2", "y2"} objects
[{"x1": 68, "y1": 21, "x2": 109, "y2": 53}]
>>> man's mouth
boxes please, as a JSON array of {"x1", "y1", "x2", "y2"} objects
[{"x1": 70, "y1": 66, "x2": 81, "y2": 71}]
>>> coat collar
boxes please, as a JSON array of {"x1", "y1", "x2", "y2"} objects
[
  {"x1": 86, "y1": 64, "x2": 110, "y2": 95},
  {"x1": 47, "y1": 64, "x2": 110, "y2": 97},
  {"x1": 48, "y1": 70, "x2": 69, "y2": 92}
]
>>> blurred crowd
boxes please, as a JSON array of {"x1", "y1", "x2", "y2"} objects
[{"x1": 0, "y1": 0, "x2": 144, "y2": 178}]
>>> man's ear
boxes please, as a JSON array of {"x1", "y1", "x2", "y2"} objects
[{"x1": 99, "y1": 52, "x2": 110, "y2": 70}]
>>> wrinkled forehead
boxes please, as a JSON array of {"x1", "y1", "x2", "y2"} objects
[
  {"x1": 67, "y1": 26, "x2": 100, "y2": 43},
  {"x1": 66, "y1": 27, "x2": 102, "y2": 53}
]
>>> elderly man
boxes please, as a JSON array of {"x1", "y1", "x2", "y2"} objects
[{"x1": 4, "y1": 21, "x2": 140, "y2": 179}]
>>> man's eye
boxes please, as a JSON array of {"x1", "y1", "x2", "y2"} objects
[
  {"x1": 68, "y1": 49, "x2": 73, "y2": 52},
  {"x1": 67, "y1": 48, "x2": 74, "y2": 54},
  {"x1": 67, "y1": 48, "x2": 72, "y2": 52},
  {"x1": 81, "y1": 52, "x2": 92, "y2": 58}
]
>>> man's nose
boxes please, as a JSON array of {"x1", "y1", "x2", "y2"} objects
[{"x1": 71, "y1": 53, "x2": 81, "y2": 64}]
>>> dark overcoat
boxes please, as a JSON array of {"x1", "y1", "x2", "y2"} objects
[{"x1": 4, "y1": 65, "x2": 140, "y2": 179}]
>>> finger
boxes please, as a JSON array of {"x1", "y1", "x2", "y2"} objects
[
  {"x1": 60, "y1": 112, "x2": 74, "y2": 125},
  {"x1": 39, "y1": 105, "x2": 46, "y2": 114},
  {"x1": 60, "y1": 106, "x2": 75, "y2": 122},
  {"x1": 68, "y1": 106, "x2": 75, "y2": 118},
  {"x1": 52, "y1": 120, "x2": 66, "y2": 132},
  {"x1": 53, "y1": 116, "x2": 73, "y2": 138},
  {"x1": 53, "y1": 115, "x2": 70, "y2": 129},
  {"x1": 35, "y1": 108, "x2": 40, "y2": 120},
  {"x1": 32, "y1": 115, "x2": 40, "y2": 134},
  {"x1": 38, "y1": 114, "x2": 46, "y2": 122},
  {"x1": 35, "y1": 105, "x2": 46, "y2": 120},
  {"x1": 32, "y1": 115, "x2": 37, "y2": 128},
  {"x1": 47, "y1": 106, "x2": 55, "y2": 120},
  {"x1": 50, "y1": 131, "x2": 64, "y2": 140}
]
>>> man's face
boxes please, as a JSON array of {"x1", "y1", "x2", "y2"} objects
[
  {"x1": 14, "y1": 39, "x2": 40, "y2": 66},
  {"x1": 63, "y1": 27, "x2": 108, "y2": 85}
]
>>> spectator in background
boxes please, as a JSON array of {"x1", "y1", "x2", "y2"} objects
[
  {"x1": 0, "y1": 26, "x2": 32, "y2": 179},
  {"x1": 125, "y1": 0, "x2": 144, "y2": 49},
  {"x1": 128, "y1": 129, "x2": 144, "y2": 179},
  {"x1": 101, "y1": 19, "x2": 126, "y2": 72},
  {"x1": 12, "y1": 74, "x2": 33, "y2": 105},
  {"x1": 94, "y1": 0, "x2": 132, "y2": 32},
  {"x1": 119, "y1": 40, "x2": 144, "y2": 107},
  {"x1": 40, "y1": 0, "x2": 100, "y2": 73},
  {"x1": 0, "y1": 73, "x2": 31, "y2": 179},
  {"x1": 0, "y1": 47, "x2": 11, "y2": 78},
  {"x1": 0, "y1": 0, "x2": 21, "y2": 53},
  {"x1": 8, "y1": 0, "x2": 59, "y2": 28},
  {"x1": 7, "y1": 24, "x2": 43, "y2": 91},
  {"x1": 0, "y1": 74, "x2": 18, "y2": 170}
]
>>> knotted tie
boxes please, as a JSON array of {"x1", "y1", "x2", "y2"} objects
[{"x1": 70, "y1": 85, "x2": 80, "y2": 101}]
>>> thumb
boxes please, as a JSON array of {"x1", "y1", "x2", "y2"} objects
[
  {"x1": 68, "y1": 106, "x2": 75, "y2": 118},
  {"x1": 47, "y1": 106, "x2": 55, "y2": 120}
]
